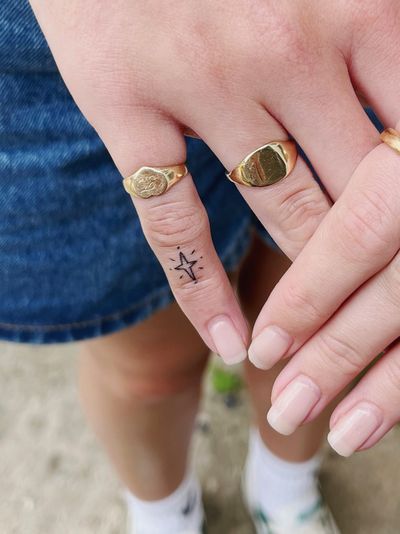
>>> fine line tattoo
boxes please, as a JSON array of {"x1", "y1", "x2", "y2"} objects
[{"x1": 169, "y1": 247, "x2": 203, "y2": 283}]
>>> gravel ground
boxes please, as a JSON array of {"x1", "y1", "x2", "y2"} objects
[{"x1": 1, "y1": 341, "x2": 399, "y2": 534}]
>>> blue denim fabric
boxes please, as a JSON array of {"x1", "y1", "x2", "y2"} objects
[
  {"x1": 0, "y1": 2, "x2": 383, "y2": 344},
  {"x1": 0, "y1": 1, "x2": 257, "y2": 343}
]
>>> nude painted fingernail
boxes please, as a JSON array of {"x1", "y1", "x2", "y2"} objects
[
  {"x1": 327, "y1": 403, "x2": 382, "y2": 457},
  {"x1": 208, "y1": 315, "x2": 247, "y2": 365},
  {"x1": 267, "y1": 375, "x2": 321, "y2": 435},
  {"x1": 249, "y1": 326, "x2": 293, "y2": 369}
]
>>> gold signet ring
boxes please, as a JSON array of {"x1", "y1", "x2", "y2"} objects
[
  {"x1": 227, "y1": 141, "x2": 298, "y2": 187},
  {"x1": 123, "y1": 164, "x2": 188, "y2": 199},
  {"x1": 380, "y1": 128, "x2": 400, "y2": 155}
]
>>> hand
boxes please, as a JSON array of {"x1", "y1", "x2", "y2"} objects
[
  {"x1": 29, "y1": 1, "x2": 397, "y2": 366},
  {"x1": 249, "y1": 133, "x2": 400, "y2": 454}
]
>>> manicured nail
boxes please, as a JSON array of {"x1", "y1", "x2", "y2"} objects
[
  {"x1": 208, "y1": 315, "x2": 247, "y2": 365},
  {"x1": 267, "y1": 375, "x2": 321, "y2": 435},
  {"x1": 327, "y1": 403, "x2": 382, "y2": 457},
  {"x1": 249, "y1": 326, "x2": 292, "y2": 370}
]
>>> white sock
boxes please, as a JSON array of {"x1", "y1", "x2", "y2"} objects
[
  {"x1": 244, "y1": 428, "x2": 322, "y2": 520},
  {"x1": 125, "y1": 471, "x2": 204, "y2": 534}
]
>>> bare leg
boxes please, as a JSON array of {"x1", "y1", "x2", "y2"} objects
[
  {"x1": 238, "y1": 236, "x2": 330, "y2": 462},
  {"x1": 78, "y1": 302, "x2": 208, "y2": 500},
  {"x1": 78, "y1": 235, "x2": 328, "y2": 503}
]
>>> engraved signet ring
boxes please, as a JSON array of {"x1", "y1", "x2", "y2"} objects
[
  {"x1": 123, "y1": 164, "x2": 188, "y2": 199},
  {"x1": 227, "y1": 141, "x2": 298, "y2": 187}
]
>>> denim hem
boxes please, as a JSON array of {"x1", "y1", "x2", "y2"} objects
[{"x1": 0, "y1": 220, "x2": 253, "y2": 344}]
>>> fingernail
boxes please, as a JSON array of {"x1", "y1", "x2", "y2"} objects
[
  {"x1": 267, "y1": 375, "x2": 321, "y2": 435},
  {"x1": 249, "y1": 326, "x2": 292, "y2": 370},
  {"x1": 327, "y1": 403, "x2": 382, "y2": 457},
  {"x1": 208, "y1": 315, "x2": 247, "y2": 365}
]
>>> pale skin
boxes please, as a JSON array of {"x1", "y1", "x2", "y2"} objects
[
  {"x1": 79, "y1": 238, "x2": 329, "y2": 500},
  {"x1": 28, "y1": 0, "x2": 400, "y2": 465}
]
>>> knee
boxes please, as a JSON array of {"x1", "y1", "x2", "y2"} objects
[
  {"x1": 80, "y1": 340, "x2": 207, "y2": 404},
  {"x1": 110, "y1": 363, "x2": 205, "y2": 404}
]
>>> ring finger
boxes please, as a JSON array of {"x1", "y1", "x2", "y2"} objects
[{"x1": 184, "y1": 96, "x2": 332, "y2": 262}]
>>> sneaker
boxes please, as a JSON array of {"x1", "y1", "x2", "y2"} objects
[{"x1": 243, "y1": 482, "x2": 340, "y2": 534}]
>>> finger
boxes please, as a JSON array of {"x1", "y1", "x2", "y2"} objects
[
  {"x1": 249, "y1": 141, "x2": 400, "y2": 369},
  {"x1": 347, "y1": 1, "x2": 400, "y2": 128},
  {"x1": 327, "y1": 342, "x2": 400, "y2": 457},
  {"x1": 184, "y1": 97, "x2": 332, "y2": 261},
  {"x1": 265, "y1": 245, "x2": 400, "y2": 436},
  {"x1": 96, "y1": 109, "x2": 249, "y2": 364},
  {"x1": 266, "y1": 53, "x2": 381, "y2": 199}
]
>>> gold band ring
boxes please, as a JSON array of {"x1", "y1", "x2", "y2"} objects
[
  {"x1": 380, "y1": 128, "x2": 400, "y2": 155},
  {"x1": 123, "y1": 164, "x2": 188, "y2": 199},
  {"x1": 227, "y1": 141, "x2": 298, "y2": 187}
]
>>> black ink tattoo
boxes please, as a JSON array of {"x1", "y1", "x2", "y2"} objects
[
  {"x1": 175, "y1": 252, "x2": 197, "y2": 281},
  {"x1": 171, "y1": 247, "x2": 202, "y2": 282}
]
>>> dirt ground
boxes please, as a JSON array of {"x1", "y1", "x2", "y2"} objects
[{"x1": 1, "y1": 341, "x2": 399, "y2": 534}]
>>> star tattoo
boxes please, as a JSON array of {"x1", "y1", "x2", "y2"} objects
[
  {"x1": 174, "y1": 251, "x2": 197, "y2": 280},
  {"x1": 169, "y1": 247, "x2": 203, "y2": 283}
]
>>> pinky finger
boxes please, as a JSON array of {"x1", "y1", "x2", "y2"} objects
[{"x1": 328, "y1": 343, "x2": 400, "y2": 457}]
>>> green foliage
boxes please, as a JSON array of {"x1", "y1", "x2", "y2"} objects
[{"x1": 210, "y1": 361, "x2": 242, "y2": 394}]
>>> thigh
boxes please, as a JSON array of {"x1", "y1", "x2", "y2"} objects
[{"x1": 79, "y1": 301, "x2": 210, "y2": 399}]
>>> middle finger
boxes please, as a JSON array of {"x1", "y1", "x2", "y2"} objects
[{"x1": 267, "y1": 244, "x2": 400, "y2": 436}]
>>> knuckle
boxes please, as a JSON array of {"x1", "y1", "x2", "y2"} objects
[
  {"x1": 272, "y1": 30, "x2": 310, "y2": 70},
  {"x1": 186, "y1": 5, "x2": 315, "y2": 89},
  {"x1": 315, "y1": 332, "x2": 364, "y2": 378},
  {"x1": 183, "y1": 31, "x2": 228, "y2": 89},
  {"x1": 144, "y1": 200, "x2": 209, "y2": 249},
  {"x1": 280, "y1": 282, "x2": 323, "y2": 325},
  {"x1": 176, "y1": 275, "x2": 222, "y2": 304},
  {"x1": 255, "y1": 10, "x2": 317, "y2": 82},
  {"x1": 277, "y1": 185, "x2": 328, "y2": 244},
  {"x1": 261, "y1": 12, "x2": 308, "y2": 59},
  {"x1": 336, "y1": 188, "x2": 394, "y2": 262},
  {"x1": 383, "y1": 355, "x2": 400, "y2": 396}
]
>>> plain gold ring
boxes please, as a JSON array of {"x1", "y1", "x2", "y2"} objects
[
  {"x1": 227, "y1": 141, "x2": 298, "y2": 188},
  {"x1": 380, "y1": 128, "x2": 400, "y2": 155}
]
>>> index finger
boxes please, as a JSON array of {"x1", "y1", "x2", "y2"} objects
[{"x1": 249, "y1": 136, "x2": 400, "y2": 369}]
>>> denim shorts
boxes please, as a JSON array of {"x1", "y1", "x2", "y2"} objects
[
  {"x1": 0, "y1": 2, "x2": 383, "y2": 344},
  {"x1": 0, "y1": 0, "x2": 275, "y2": 344}
]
